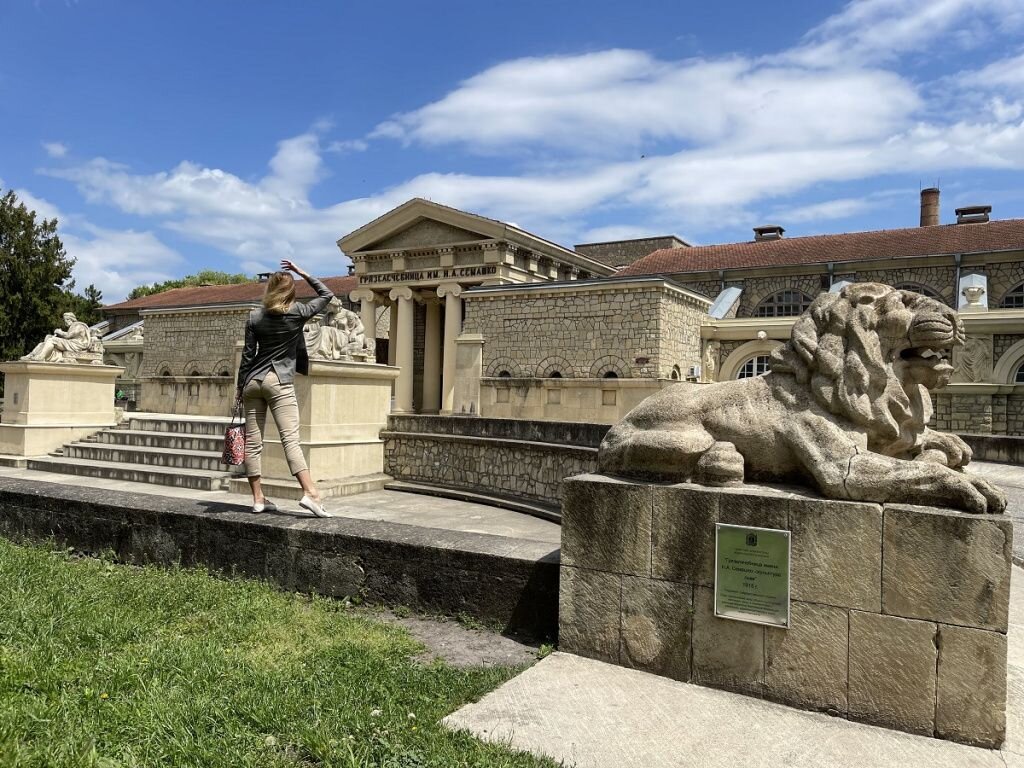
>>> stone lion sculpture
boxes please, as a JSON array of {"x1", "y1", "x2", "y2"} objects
[{"x1": 599, "y1": 283, "x2": 1006, "y2": 514}]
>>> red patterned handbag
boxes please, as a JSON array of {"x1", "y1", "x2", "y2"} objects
[{"x1": 222, "y1": 398, "x2": 246, "y2": 466}]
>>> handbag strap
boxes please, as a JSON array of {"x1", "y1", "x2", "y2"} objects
[{"x1": 230, "y1": 393, "x2": 244, "y2": 424}]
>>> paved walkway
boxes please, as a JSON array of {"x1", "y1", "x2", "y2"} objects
[
  {"x1": 445, "y1": 565, "x2": 1024, "y2": 768},
  {"x1": 972, "y1": 460, "x2": 1024, "y2": 562},
  {"x1": 0, "y1": 465, "x2": 561, "y2": 545}
]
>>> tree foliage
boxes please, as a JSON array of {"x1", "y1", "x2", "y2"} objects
[
  {"x1": 62, "y1": 283, "x2": 104, "y2": 326},
  {"x1": 0, "y1": 190, "x2": 77, "y2": 362},
  {"x1": 128, "y1": 270, "x2": 251, "y2": 300}
]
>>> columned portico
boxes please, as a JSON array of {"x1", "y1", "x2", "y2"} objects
[
  {"x1": 438, "y1": 282, "x2": 463, "y2": 414},
  {"x1": 337, "y1": 198, "x2": 614, "y2": 414},
  {"x1": 422, "y1": 293, "x2": 442, "y2": 413},
  {"x1": 389, "y1": 286, "x2": 416, "y2": 413}
]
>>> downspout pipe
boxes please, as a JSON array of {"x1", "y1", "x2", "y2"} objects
[{"x1": 954, "y1": 254, "x2": 962, "y2": 307}]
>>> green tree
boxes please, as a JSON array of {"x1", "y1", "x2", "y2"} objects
[
  {"x1": 128, "y1": 269, "x2": 251, "y2": 300},
  {"x1": 0, "y1": 189, "x2": 76, "y2": 362},
  {"x1": 61, "y1": 283, "x2": 104, "y2": 326}
]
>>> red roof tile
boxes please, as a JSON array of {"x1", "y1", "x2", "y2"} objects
[
  {"x1": 104, "y1": 276, "x2": 358, "y2": 312},
  {"x1": 617, "y1": 219, "x2": 1024, "y2": 277}
]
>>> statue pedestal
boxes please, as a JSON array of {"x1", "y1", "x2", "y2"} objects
[
  {"x1": 0, "y1": 361, "x2": 124, "y2": 456},
  {"x1": 560, "y1": 474, "x2": 1011, "y2": 748},
  {"x1": 229, "y1": 360, "x2": 399, "y2": 500}
]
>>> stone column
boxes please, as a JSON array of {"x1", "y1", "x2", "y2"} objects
[
  {"x1": 387, "y1": 302, "x2": 398, "y2": 367},
  {"x1": 437, "y1": 282, "x2": 463, "y2": 415},
  {"x1": 349, "y1": 288, "x2": 378, "y2": 348},
  {"x1": 389, "y1": 286, "x2": 415, "y2": 413},
  {"x1": 422, "y1": 294, "x2": 442, "y2": 413}
]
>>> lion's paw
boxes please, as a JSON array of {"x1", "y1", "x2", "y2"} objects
[
  {"x1": 919, "y1": 432, "x2": 972, "y2": 469},
  {"x1": 694, "y1": 441, "x2": 745, "y2": 487},
  {"x1": 969, "y1": 476, "x2": 1007, "y2": 515}
]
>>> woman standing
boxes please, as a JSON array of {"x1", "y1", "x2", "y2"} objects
[{"x1": 236, "y1": 260, "x2": 333, "y2": 516}]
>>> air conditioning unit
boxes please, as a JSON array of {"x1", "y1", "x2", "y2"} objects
[{"x1": 687, "y1": 365, "x2": 701, "y2": 379}]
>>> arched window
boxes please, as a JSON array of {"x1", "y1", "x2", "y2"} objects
[
  {"x1": 548, "y1": 371, "x2": 563, "y2": 379},
  {"x1": 670, "y1": 365, "x2": 681, "y2": 381},
  {"x1": 602, "y1": 371, "x2": 618, "y2": 379},
  {"x1": 895, "y1": 282, "x2": 943, "y2": 301},
  {"x1": 753, "y1": 290, "x2": 813, "y2": 318},
  {"x1": 160, "y1": 369, "x2": 172, "y2": 377},
  {"x1": 498, "y1": 370, "x2": 512, "y2": 378},
  {"x1": 1001, "y1": 282, "x2": 1024, "y2": 309},
  {"x1": 736, "y1": 355, "x2": 771, "y2": 379},
  {"x1": 1016, "y1": 362, "x2": 1024, "y2": 384}
]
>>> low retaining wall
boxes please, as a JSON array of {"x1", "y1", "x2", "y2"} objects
[
  {"x1": 383, "y1": 416, "x2": 609, "y2": 511},
  {"x1": 961, "y1": 434, "x2": 1024, "y2": 465},
  {"x1": 0, "y1": 478, "x2": 559, "y2": 639},
  {"x1": 139, "y1": 375, "x2": 234, "y2": 416},
  {"x1": 559, "y1": 474, "x2": 1012, "y2": 747}
]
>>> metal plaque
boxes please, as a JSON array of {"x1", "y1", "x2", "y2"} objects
[{"x1": 714, "y1": 523, "x2": 791, "y2": 628}]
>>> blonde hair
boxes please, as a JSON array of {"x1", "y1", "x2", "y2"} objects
[{"x1": 262, "y1": 271, "x2": 295, "y2": 314}]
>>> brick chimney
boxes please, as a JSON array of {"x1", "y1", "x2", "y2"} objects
[{"x1": 920, "y1": 187, "x2": 940, "y2": 227}]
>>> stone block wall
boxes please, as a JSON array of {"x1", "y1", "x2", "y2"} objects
[
  {"x1": 480, "y1": 377, "x2": 671, "y2": 424},
  {"x1": 853, "y1": 266, "x2": 956, "y2": 306},
  {"x1": 463, "y1": 282, "x2": 709, "y2": 382},
  {"x1": 141, "y1": 307, "x2": 252, "y2": 378},
  {"x1": 382, "y1": 415, "x2": 606, "y2": 511},
  {"x1": 559, "y1": 474, "x2": 1012, "y2": 747},
  {"x1": 658, "y1": 291, "x2": 708, "y2": 378},
  {"x1": 986, "y1": 260, "x2": 1024, "y2": 306}
]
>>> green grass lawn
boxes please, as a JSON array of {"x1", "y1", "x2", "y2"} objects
[{"x1": 0, "y1": 539, "x2": 556, "y2": 767}]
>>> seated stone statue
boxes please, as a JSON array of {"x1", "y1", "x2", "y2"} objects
[
  {"x1": 303, "y1": 301, "x2": 374, "y2": 361},
  {"x1": 21, "y1": 312, "x2": 102, "y2": 364},
  {"x1": 599, "y1": 283, "x2": 1006, "y2": 514}
]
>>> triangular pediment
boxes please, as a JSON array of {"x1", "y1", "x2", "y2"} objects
[
  {"x1": 338, "y1": 198, "x2": 507, "y2": 253},
  {"x1": 367, "y1": 218, "x2": 489, "y2": 251}
]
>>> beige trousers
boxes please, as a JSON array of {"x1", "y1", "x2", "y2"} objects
[{"x1": 242, "y1": 370, "x2": 307, "y2": 478}]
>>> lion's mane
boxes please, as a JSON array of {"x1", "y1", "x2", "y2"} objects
[{"x1": 768, "y1": 283, "x2": 925, "y2": 445}]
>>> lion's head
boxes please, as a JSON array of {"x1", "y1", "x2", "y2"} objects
[{"x1": 769, "y1": 283, "x2": 964, "y2": 451}]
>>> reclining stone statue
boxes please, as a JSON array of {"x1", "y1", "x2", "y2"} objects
[
  {"x1": 599, "y1": 283, "x2": 1006, "y2": 514},
  {"x1": 21, "y1": 312, "x2": 105, "y2": 364},
  {"x1": 303, "y1": 300, "x2": 375, "y2": 361}
]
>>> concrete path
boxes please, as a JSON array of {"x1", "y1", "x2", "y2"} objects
[
  {"x1": 0, "y1": 465, "x2": 560, "y2": 545},
  {"x1": 973, "y1": 460, "x2": 1024, "y2": 563},
  {"x1": 444, "y1": 565, "x2": 1024, "y2": 768}
]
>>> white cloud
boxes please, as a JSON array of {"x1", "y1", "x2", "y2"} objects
[
  {"x1": 36, "y1": 0, "x2": 1024, "y2": 266},
  {"x1": 371, "y1": 50, "x2": 919, "y2": 154},
  {"x1": 787, "y1": 0, "x2": 1024, "y2": 67},
  {"x1": 42, "y1": 141, "x2": 68, "y2": 158},
  {"x1": 62, "y1": 226, "x2": 184, "y2": 301},
  {"x1": 12, "y1": 188, "x2": 182, "y2": 302}
]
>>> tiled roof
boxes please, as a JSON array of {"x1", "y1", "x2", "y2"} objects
[
  {"x1": 103, "y1": 276, "x2": 358, "y2": 312},
  {"x1": 617, "y1": 220, "x2": 1024, "y2": 277}
]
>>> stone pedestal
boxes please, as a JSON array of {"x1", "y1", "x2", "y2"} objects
[
  {"x1": 452, "y1": 333, "x2": 484, "y2": 415},
  {"x1": 229, "y1": 360, "x2": 399, "y2": 500},
  {"x1": 0, "y1": 361, "x2": 124, "y2": 456},
  {"x1": 559, "y1": 474, "x2": 1012, "y2": 748}
]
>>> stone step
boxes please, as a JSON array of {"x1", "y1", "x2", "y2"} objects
[
  {"x1": 62, "y1": 442, "x2": 236, "y2": 473},
  {"x1": 95, "y1": 429, "x2": 225, "y2": 453},
  {"x1": 26, "y1": 456, "x2": 234, "y2": 491},
  {"x1": 127, "y1": 417, "x2": 234, "y2": 436}
]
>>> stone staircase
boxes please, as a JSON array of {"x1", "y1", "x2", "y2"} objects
[{"x1": 27, "y1": 414, "x2": 243, "y2": 491}]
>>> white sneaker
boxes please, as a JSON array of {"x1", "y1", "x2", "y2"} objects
[
  {"x1": 253, "y1": 499, "x2": 278, "y2": 514},
  {"x1": 299, "y1": 495, "x2": 329, "y2": 518}
]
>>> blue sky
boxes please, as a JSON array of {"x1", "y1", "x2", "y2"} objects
[{"x1": 2, "y1": 0, "x2": 1023, "y2": 301}]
